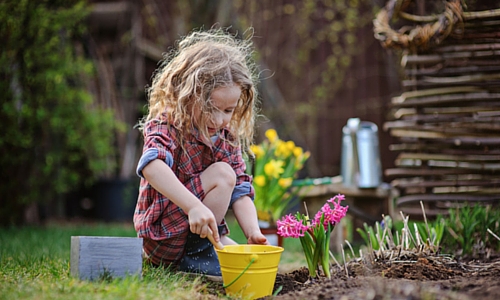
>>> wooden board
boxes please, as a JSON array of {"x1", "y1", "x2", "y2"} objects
[
  {"x1": 391, "y1": 178, "x2": 500, "y2": 189},
  {"x1": 396, "y1": 193, "x2": 500, "y2": 206},
  {"x1": 389, "y1": 143, "x2": 500, "y2": 155},
  {"x1": 70, "y1": 236, "x2": 143, "y2": 280},
  {"x1": 385, "y1": 167, "x2": 473, "y2": 177},
  {"x1": 298, "y1": 179, "x2": 391, "y2": 199},
  {"x1": 397, "y1": 152, "x2": 500, "y2": 162}
]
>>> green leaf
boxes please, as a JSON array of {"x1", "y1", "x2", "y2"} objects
[{"x1": 300, "y1": 233, "x2": 316, "y2": 277}]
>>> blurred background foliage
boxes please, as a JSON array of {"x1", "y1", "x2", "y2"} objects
[
  {"x1": 1, "y1": 0, "x2": 396, "y2": 226},
  {"x1": 0, "y1": 0, "x2": 122, "y2": 225},
  {"x1": 136, "y1": 0, "x2": 396, "y2": 178}
]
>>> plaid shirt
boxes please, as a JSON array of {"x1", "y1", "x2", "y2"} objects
[{"x1": 133, "y1": 117, "x2": 254, "y2": 265}]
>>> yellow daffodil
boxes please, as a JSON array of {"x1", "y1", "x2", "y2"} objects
[
  {"x1": 275, "y1": 140, "x2": 291, "y2": 157},
  {"x1": 295, "y1": 151, "x2": 311, "y2": 168},
  {"x1": 278, "y1": 178, "x2": 293, "y2": 189},
  {"x1": 244, "y1": 128, "x2": 310, "y2": 224},
  {"x1": 265, "y1": 128, "x2": 278, "y2": 143},
  {"x1": 264, "y1": 160, "x2": 285, "y2": 178},
  {"x1": 293, "y1": 146, "x2": 303, "y2": 158},
  {"x1": 250, "y1": 144, "x2": 265, "y2": 159},
  {"x1": 254, "y1": 175, "x2": 266, "y2": 187},
  {"x1": 257, "y1": 210, "x2": 272, "y2": 222}
]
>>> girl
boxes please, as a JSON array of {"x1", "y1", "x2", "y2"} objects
[{"x1": 134, "y1": 28, "x2": 268, "y2": 276}]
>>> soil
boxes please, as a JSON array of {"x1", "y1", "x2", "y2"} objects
[{"x1": 202, "y1": 251, "x2": 500, "y2": 299}]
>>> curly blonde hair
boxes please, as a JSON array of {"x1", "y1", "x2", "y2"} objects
[{"x1": 141, "y1": 28, "x2": 259, "y2": 151}]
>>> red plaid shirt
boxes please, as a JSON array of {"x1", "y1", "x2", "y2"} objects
[{"x1": 133, "y1": 117, "x2": 254, "y2": 265}]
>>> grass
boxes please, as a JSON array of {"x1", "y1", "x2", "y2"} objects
[
  {"x1": 0, "y1": 222, "x2": 220, "y2": 299},
  {"x1": 0, "y1": 220, "x2": 305, "y2": 300}
]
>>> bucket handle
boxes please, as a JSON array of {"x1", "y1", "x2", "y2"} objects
[{"x1": 222, "y1": 257, "x2": 256, "y2": 288}]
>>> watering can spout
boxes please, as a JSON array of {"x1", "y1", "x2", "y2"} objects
[{"x1": 340, "y1": 118, "x2": 382, "y2": 188}]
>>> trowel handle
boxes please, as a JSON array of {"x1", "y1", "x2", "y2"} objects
[{"x1": 207, "y1": 227, "x2": 224, "y2": 250}]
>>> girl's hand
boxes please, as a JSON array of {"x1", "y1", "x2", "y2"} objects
[
  {"x1": 187, "y1": 204, "x2": 220, "y2": 243},
  {"x1": 247, "y1": 231, "x2": 269, "y2": 245}
]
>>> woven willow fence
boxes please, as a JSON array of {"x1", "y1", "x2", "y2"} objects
[{"x1": 374, "y1": 0, "x2": 500, "y2": 216}]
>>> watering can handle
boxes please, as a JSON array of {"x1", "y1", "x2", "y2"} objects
[
  {"x1": 207, "y1": 228, "x2": 225, "y2": 250},
  {"x1": 347, "y1": 118, "x2": 360, "y2": 178}
]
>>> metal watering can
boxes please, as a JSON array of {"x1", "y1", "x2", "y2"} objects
[{"x1": 340, "y1": 118, "x2": 382, "y2": 188}]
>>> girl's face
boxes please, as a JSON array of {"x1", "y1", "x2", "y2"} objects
[{"x1": 197, "y1": 84, "x2": 241, "y2": 135}]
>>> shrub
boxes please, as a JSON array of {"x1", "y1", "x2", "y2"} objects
[{"x1": 0, "y1": 0, "x2": 120, "y2": 225}]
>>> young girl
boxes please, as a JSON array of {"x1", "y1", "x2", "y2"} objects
[{"x1": 134, "y1": 28, "x2": 268, "y2": 276}]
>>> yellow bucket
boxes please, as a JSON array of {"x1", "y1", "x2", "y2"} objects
[{"x1": 216, "y1": 244, "x2": 284, "y2": 299}]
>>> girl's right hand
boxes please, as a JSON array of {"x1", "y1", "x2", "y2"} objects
[{"x1": 187, "y1": 204, "x2": 220, "y2": 243}]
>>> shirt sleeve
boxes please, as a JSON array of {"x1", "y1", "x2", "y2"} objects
[
  {"x1": 228, "y1": 145, "x2": 255, "y2": 207},
  {"x1": 136, "y1": 120, "x2": 176, "y2": 178},
  {"x1": 136, "y1": 148, "x2": 174, "y2": 178},
  {"x1": 230, "y1": 181, "x2": 253, "y2": 206}
]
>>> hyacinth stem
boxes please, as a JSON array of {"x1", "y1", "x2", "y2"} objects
[
  {"x1": 301, "y1": 233, "x2": 316, "y2": 277},
  {"x1": 322, "y1": 225, "x2": 332, "y2": 279},
  {"x1": 312, "y1": 234, "x2": 322, "y2": 271},
  {"x1": 312, "y1": 219, "x2": 325, "y2": 277}
]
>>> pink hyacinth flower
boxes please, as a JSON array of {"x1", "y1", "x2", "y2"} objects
[
  {"x1": 313, "y1": 194, "x2": 349, "y2": 229},
  {"x1": 277, "y1": 214, "x2": 309, "y2": 238}
]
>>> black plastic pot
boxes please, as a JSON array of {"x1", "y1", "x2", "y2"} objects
[{"x1": 90, "y1": 178, "x2": 139, "y2": 222}]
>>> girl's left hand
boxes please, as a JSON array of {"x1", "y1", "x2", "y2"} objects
[{"x1": 247, "y1": 231, "x2": 270, "y2": 245}]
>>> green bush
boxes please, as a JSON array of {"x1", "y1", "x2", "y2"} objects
[{"x1": 0, "y1": 0, "x2": 120, "y2": 225}]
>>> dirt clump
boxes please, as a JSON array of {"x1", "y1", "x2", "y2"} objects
[{"x1": 382, "y1": 257, "x2": 463, "y2": 280}]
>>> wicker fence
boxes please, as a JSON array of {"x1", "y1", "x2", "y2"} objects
[{"x1": 375, "y1": 0, "x2": 500, "y2": 216}]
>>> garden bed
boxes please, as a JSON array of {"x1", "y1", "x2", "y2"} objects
[
  {"x1": 274, "y1": 255, "x2": 500, "y2": 299},
  {"x1": 202, "y1": 251, "x2": 500, "y2": 299},
  {"x1": 214, "y1": 195, "x2": 500, "y2": 299}
]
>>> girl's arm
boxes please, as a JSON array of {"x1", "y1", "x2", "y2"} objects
[
  {"x1": 232, "y1": 196, "x2": 268, "y2": 245},
  {"x1": 142, "y1": 159, "x2": 220, "y2": 243}
]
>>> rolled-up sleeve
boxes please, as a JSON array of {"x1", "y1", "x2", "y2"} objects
[
  {"x1": 136, "y1": 120, "x2": 177, "y2": 178},
  {"x1": 230, "y1": 181, "x2": 253, "y2": 205},
  {"x1": 228, "y1": 146, "x2": 255, "y2": 207},
  {"x1": 136, "y1": 148, "x2": 174, "y2": 178}
]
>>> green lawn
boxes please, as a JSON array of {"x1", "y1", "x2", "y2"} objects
[
  {"x1": 0, "y1": 220, "x2": 305, "y2": 300},
  {"x1": 0, "y1": 223, "x2": 211, "y2": 299}
]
